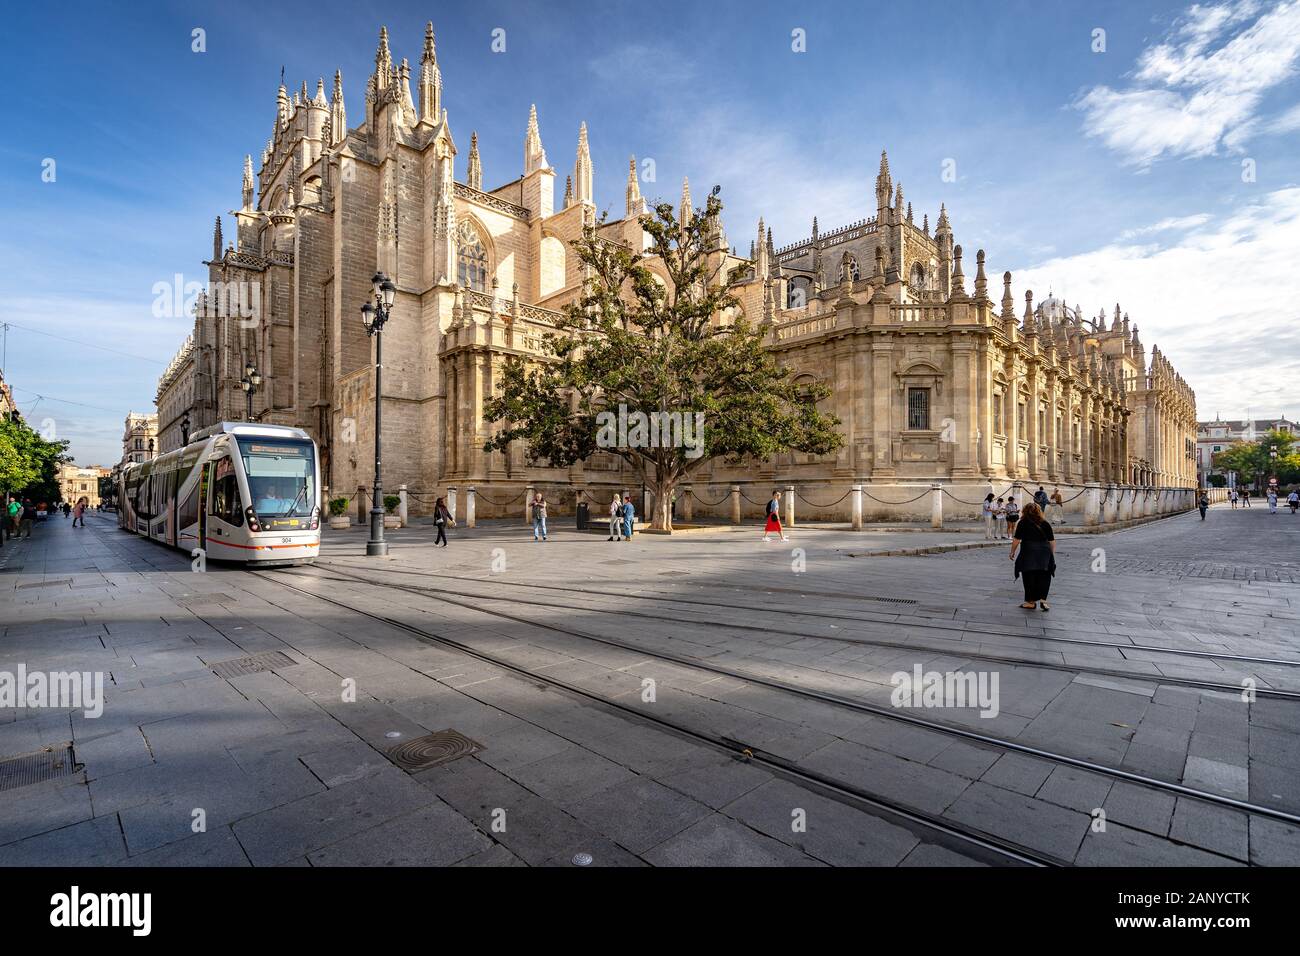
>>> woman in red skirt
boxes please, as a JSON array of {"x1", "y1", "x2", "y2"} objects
[{"x1": 763, "y1": 490, "x2": 787, "y2": 542}]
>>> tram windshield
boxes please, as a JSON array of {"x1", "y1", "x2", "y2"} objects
[{"x1": 236, "y1": 437, "x2": 317, "y2": 521}]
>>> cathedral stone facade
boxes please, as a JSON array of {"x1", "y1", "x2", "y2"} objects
[{"x1": 155, "y1": 24, "x2": 1198, "y2": 524}]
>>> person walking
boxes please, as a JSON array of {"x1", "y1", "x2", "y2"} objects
[
  {"x1": 62, "y1": 501, "x2": 71, "y2": 518},
  {"x1": 1198, "y1": 491, "x2": 1209, "y2": 520},
  {"x1": 432, "y1": 496, "x2": 453, "y2": 547},
  {"x1": 982, "y1": 493, "x2": 997, "y2": 539},
  {"x1": 72, "y1": 497, "x2": 88, "y2": 528},
  {"x1": 1005, "y1": 495, "x2": 1021, "y2": 539},
  {"x1": 7, "y1": 497, "x2": 21, "y2": 535},
  {"x1": 530, "y1": 493, "x2": 548, "y2": 541},
  {"x1": 1267, "y1": 488, "x2": 1279, "y2": 514},
  {"x1": 1049, "y1": 487, "x2": 1065, "y2": 525},
  {"x1": 19, "y1": 499, "x2": 37, "y2": 538},
  {"x1": 1033, "y1": 486, "x2": 1049, "y2": 510},
  {"x1": 1241, "y1": 489, "x2": 1252, "y2": 508},
  {"x1": 607, "y1": 493, "x2": 623, "y2": 541},
  {"x1": 1287, "y1": 490, "x2": 1298, "y2": 514},
  {"x1": 1009, "y1": 501, "x2": 1056, "y2": 611},
  {"x1": 1229, "y1": 489, "x2": 1238, "y2": 509},
  {"x1": 994, "y1": 498, "x2": 1008, "y2": 539},
  {"x1": 621, "y1": 494, "x2": 636, "y2": 540},
  {"x1": 762, "y1": 490, "x2": 787, "y2": 542}
]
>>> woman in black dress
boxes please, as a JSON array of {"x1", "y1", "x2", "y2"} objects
[
  {"x1": 433, "y1": 497, "x2": 452, "y2": 547},
  {"x1": 1009, "y1": 501, "x2": 1056, "y2": 611}
]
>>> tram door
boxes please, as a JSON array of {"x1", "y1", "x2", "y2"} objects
[
  {"x1": 206, "y1": 456, "x2": 244, "y2": 547},
  {"x1": 197, "y1": 461, "x2": 210, "y2": 551}
]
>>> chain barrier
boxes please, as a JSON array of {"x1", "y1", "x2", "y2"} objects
[
  {"x1": 738, "y1": 490, "x2": 774, "y2": 506},
  {"x1": 473, "y1": 491, "x2": 529, "y2": 507},
  {"x1": 861, "y1": 489, "x2": 933, "y2": 505},
  {"x1": 794, "y1": 489, "x2": 855, "y2": 508},
  {"x1": 688, "y1": 489, "x2": 732, "y2": 506}
]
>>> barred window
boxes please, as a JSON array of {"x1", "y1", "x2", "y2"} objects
[
  {"x1": 907, "y1": 387, "x2": 930, "y2": 430},
  {"x1": 456, "y1": 222, "x2": 488, "y2": 292}
]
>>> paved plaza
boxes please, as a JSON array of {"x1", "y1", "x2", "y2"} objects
[{"x1": 2, "y1": 505, "x2": 1299, "y2": 867}]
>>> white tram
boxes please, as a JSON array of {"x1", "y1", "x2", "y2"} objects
[{"x1": 117, "y1": 422, "x2": 320, "y2": 566}]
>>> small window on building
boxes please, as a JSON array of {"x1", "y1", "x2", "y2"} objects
[
  {"x1": 993, "y1": 393, "x2": 1004, "y2": 436},
  {"x1": 1017, "y1": 402, "x2": 1026, "y2": 437},
  {"x1": 907, "y1": 387, "x2": 930, "y2": 430}
]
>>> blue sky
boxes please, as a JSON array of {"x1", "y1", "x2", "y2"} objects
[{"x1": 2, "y1": 0, "x2": 1298, "y2": 466}]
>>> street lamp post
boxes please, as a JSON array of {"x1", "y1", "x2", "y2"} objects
[
  {"x1": 148, "y1": 438, "x2": 155, "y2": 461},
  {"x1": 361, "y1": 271, "x2": 396, "y2": 557},
  {"x1": 240, "y1": 362, "x2": 261, "y2": 422},
  {"x1": 180, "y1": 411, "x2": 191, "y2": 447}
]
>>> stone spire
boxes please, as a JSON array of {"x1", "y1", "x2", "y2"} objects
[
  {"x1": 563, "y1": 175, "x2": 573, "y2": 208},
  {"x1": 1023, "y1": 289, "x2": 1035, "y2": 328},
  {"x1": 573, "y1": 122, "x2": 593, "y2": 204},
  {"x1": 755, "y1": 217, "x2": 769, "y2": 279},
  {"x1": 314, "y1": 78, "x2": 327, "y2": 106},
  {"x1": 894, "y1": 183, "x2": 904, "y2": 224},
  {"x1": 625, "y1": 156, "x2": 642, "y2": 217},
  {"x1": 242, "y1": 155, "x2": 254, "y2": 209},
  {"x1": 922, "y1": 213, "x2": 929, "y2": 235},
  {"x1": 399, "y1": 58, "x2": 416, "y2": 120},
  {"x1": 679, "y1": 177, "x2": 693, "y2": 227},
  {"x1": 875, "y1": 149, "x2": 891, "y2": 211},
  {"x1": 418, "y1": 21, "x2": 442, "y2": 123},
  {"x1": 276, "y1": 79, "x2": 290, "y2": 130},
  {"x1": 374, "y1": 27, "x2": 392, "y2": 94},
  {"x1": 524, "y1": 104, "x2": 547, "y2": 174},
  {"x1": 974, "y1": 249, "x2": 988, "y2": 301},
  {"x1": 1001, "y1": 271, "x2": 1014, "y2": 321},
  {"x1": 949, "y1": 244, "x2": 967, "y2": 300},
  {"x1": 212, "y1": 216, "x2": 223, "y2": 261},
  {"x1": 467, "y1": 132, "x2": 482, "y2": 191},
  {"x1": 329, "y1": 71, "x2": 346, "y2": 146}
]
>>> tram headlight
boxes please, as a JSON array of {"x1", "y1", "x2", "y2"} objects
[
  {"x1": 244, "y1": 505, "x2": 261, "y2": 532},
  {"x1": 308, "y1": 507, "x2": 319, "y2": 531}
]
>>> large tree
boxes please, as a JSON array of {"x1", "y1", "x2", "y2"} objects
[
  {"x1": 1213, "y1": 430, "x2": 1300, "y2": 489},
  {"x1": 483, "y1": 195, "x2": 843, "y2": 532},
  {"x1": 0, "y1": 417, "x2": 71, "y2": 502}
]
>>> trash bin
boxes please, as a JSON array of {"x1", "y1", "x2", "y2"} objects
[{"x1": 576, "y1": 501, "x2": 589, "y2": 530}]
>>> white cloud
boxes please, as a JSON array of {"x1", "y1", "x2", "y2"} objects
[
  {"x1": 1075, "y1": 0, "x2": 1300, "y2": 166},
  {"x1": 1013, "y1": 186, "x2": 1300, "y2": 415},
  {"x1": 1118, "y1": 213, "x2": 1211, "y2": 238}
]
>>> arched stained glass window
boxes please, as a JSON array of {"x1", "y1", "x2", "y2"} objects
[{"x1": 457, "y1": 221, "x2": 488, "y2": 292}]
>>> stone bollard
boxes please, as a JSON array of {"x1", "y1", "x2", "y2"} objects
[
  {"x1": 682, "y1": 486, "x2": 693, "y2": 523},
  {"x1": 398, "y1": 484, "x2": 408, "y2": 528},
  {"x1": 730, "y1": 485, "x2": 741, "y2": 526},
  {"x1": 357, "y1": 486, "x2": 368, "y2": 524},
  {"x1": 525, "y1": 485, "x2": 535, "y2": 525},
  {"x1": 467, "y1": 487, "x2": 477, "y2": 528},
  {"x1": 852, "y1": 484, "x2": 863, "y2": 531},
  {"x1": 931, "y1": 483, "x2": 943, "y2": 528},
  {"x1": 1103, "y1": 485, "x2": 1117, "y2": 524},
  {"x1": 1085, "y1": 484, "x2": 1101, "y2": 526},
  {"x1": 784, "y1": 485, "x2": 795, "y2": 528},
  {"x1": 447, "y1": 486, "x2": 458, "y2": 524}
]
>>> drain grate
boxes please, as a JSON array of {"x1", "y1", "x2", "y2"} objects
[
  {"x1": 15, "y1": 578, "x2": 73, "y2": 590},
  {"x1": 0, "y1": 743, "x2": 81, "y2": 792},
  {"x1": 386, "y1": 729, "x2": 482, "y2": 772},
  {"x1": 177, "y1": 592, "x2": 236, "y2": 607},
  {"x1": 864, "y1": 595, "x2": 919, "y2": 605},
  {"x1": 209, "y1": 650, "x2": 298, "y2": 679}
]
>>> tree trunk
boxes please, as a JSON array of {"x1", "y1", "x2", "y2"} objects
[{"x1": 650, "y1": 477, "x2": 675, "y2": 532}]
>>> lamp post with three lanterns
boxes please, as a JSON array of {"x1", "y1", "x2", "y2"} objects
[{"x1": 360, "y1": 272, "x2": 396, "y2": 557}]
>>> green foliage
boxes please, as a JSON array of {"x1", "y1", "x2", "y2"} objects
[
  {"x1": 328, "y1": 496, "x2": 350, "y2": 517},
  {"x1": 483, "y1": 196, "x2": 843, "y2": 530},
  {"x1": 1213, "y1": 430, "x2": 1300, "y2": 487},
  {"x1": 383, "y1": 494, "x2": 401, "y2": 514},
  {"x1": 0, "y1": 417, "x2": 72, "y2": 501}
]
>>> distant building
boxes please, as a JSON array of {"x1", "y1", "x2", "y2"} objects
[
  {"x1": 121, "y1": 411, "x2": 158, "y2": 466},
  {"x1": 1197, "y1": 414, "x2": 1296, "y2": 486},
  {"x1": 156, "y1": 336, "x2": 198, "y2": 452},
  {"x1": 57, "y1": 464, "x2": 112, "y2": 507},
  {"x1": 0, "y1": 369, "x2": 17, "y2": 421}
]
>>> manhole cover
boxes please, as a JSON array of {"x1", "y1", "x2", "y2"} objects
[
  {"x1": 15, "y1": 578, "x2": 73, "y2": 590},
  {"x1": 209, "y1": 650, "x2": 298, "y2": 679},
  {"x1": 386, "y1": 729, "x2": 483, "y2": 772},
  {"x1": 572, "y1": 852, "x2": 593, "y2": 866},
  {"x1": 0, "y1": 743, "x2": 81, "y2": 792}
]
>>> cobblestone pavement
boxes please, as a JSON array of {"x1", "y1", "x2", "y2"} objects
[{"x1": 2, "y1": 504, "x2": 1298, "y2": 867}]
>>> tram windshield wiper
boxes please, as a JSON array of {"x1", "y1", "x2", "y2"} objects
[{"x1": 276, "y1": 484, "x2": 308, "y2": 518}]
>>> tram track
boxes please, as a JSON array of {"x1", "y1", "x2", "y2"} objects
[
  {"x1": 315, "y1": 559, "x2": 1300, "y2": 671},
  {"x1": 246, "y1": 568, "x2": 1059, "y2": 867},
  {"x1": 310, "y1": 559, "x2": 1300, "y2": 700},
  {"x1": 260, "y1": 563, "x2": 1300, "y2": 846}
]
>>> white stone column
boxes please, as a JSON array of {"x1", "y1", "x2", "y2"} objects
[
  {"x1": 852, "y1": 484, "x2": 863, "y2": 531},
  {"x1": 398, "y1": 484, "x2": 408, "y2": 527},
  {"x1": 447, "y1": 486, "x2": 458, "y2": 524},
  {"x1": 1085, "y1": 483, "x2": 1101, "y2": 526},
  {"x1": 931, "y1": 483, "x2": 943, "y2": 529},
  {"x1": 524, "y1": 484, "x2": 535, "y2": 525},
  {"x1": 467, "y1": 486, "x2": 476, "y2": 528},
  {"x1": 730, "y1": 485, "x2": 741, "y2": 525},
  {"x1": 682, "y1": 485, "x2": 693, "y2": 523},
  {"x1": 784, "y1": 485, "x2": 795, "y2": 527}
]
